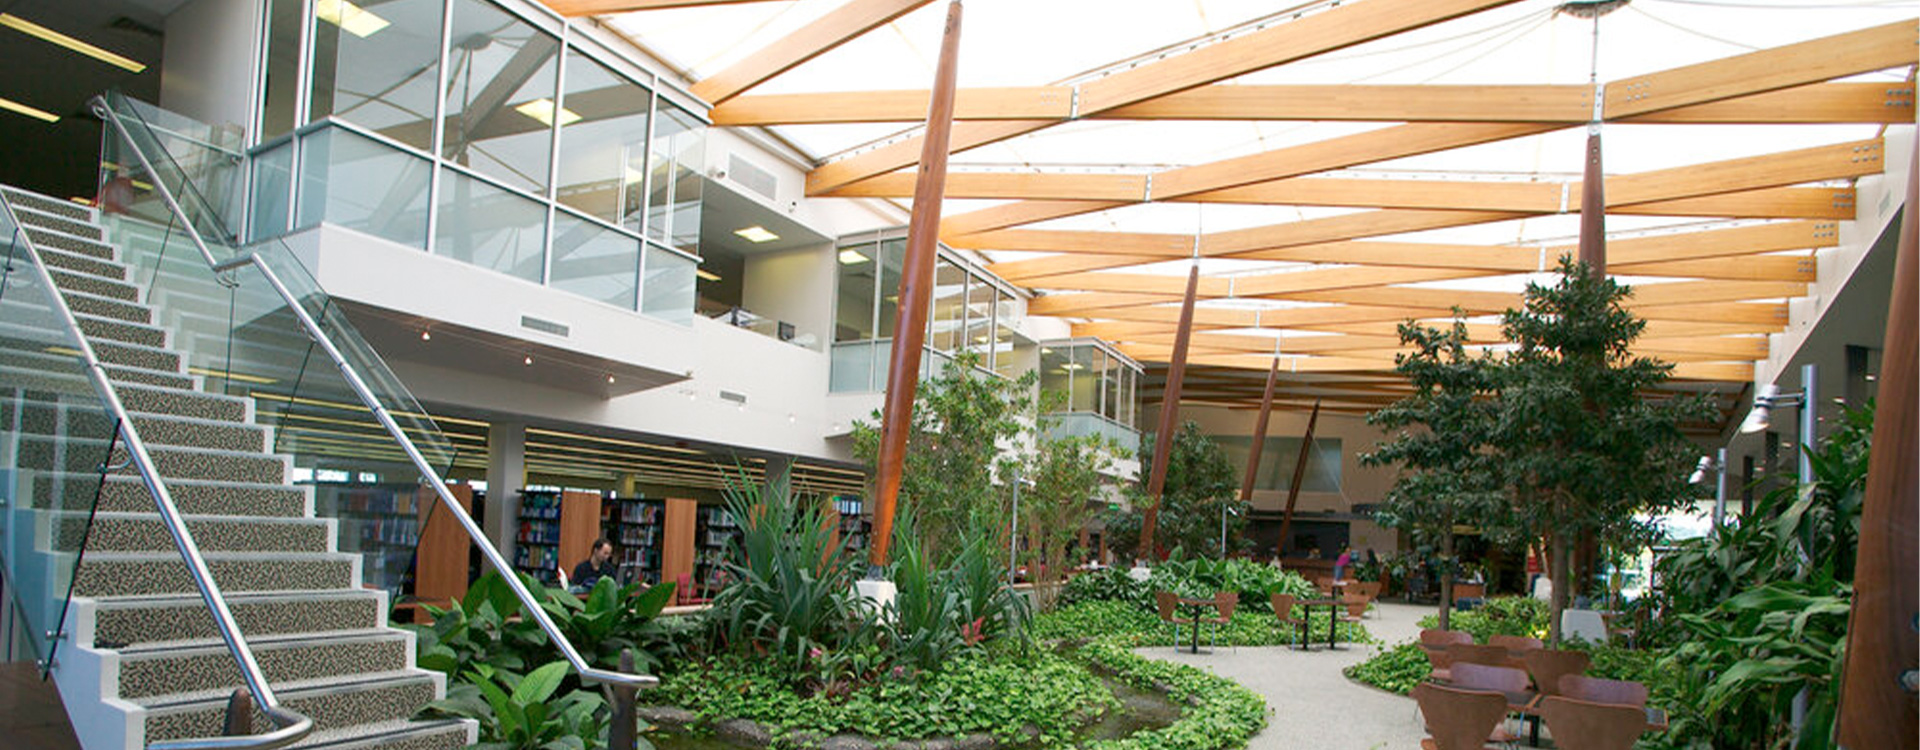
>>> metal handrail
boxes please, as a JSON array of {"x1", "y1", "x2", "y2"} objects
[
  {"x1": 0, "y1": 195, "x2": 314, "y2": 750},
  {"x1": 92, "y1": 94, "x2": 658, "y2": 691}
]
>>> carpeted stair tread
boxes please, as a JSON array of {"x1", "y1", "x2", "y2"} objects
[
  {"x1": 3, "y1": 188, "x2": 95, "y2": 222},
  {"x1": 10, "y1": 204, "x2": 103, "y2": 240},
  {"x1": 130, "y1": 412, "x2": 268, "y2": 452},
  {"x1": 89, "y1": 338, "x2": 183, "y2": 373},
  {"x1": 116, "y1": 381, "x2": 249, "y2": 422},
  {"x1": 60, "y1": 288, "x2": 152, "y2": 323},
  {"x1": 115, "y1": 630, "x2": 409, "y2": 701},
  {"x1": 72, "y1": 551, "x2": 357, "y2": 597},
  {"x1": 54, "y1": 512, "x2": 332, "y2": 554},
  {"x1": 105, "y1": 363, "x2": 196, "y2": 389},
  {"x1": 74, "y1": 312, "x2": 166, "y2": 348},
  {"x1": 139, "y1": 671, "x2": 441, "y2": 743},
  {"x1": 35, "y1": 473, "x2": 312, "y2": 516},
  {"x1": 90, "y1": 590, "x2": 383, "y2": 648},
  {"x1": 25, "y1": 226, "x2": 116, "y2": 260},
  {"x1": 295, "y1": 719, "x2": 472, "y2": 750},
  {"x1": 15, "y1": 437, "x2": 286, "y2": 483},
  {"x1": 48, "y1": 266, "x2": 139, "y2": 301},
  {"x1": 36, "y1": 245, "x2": 126, "y2": 281}
]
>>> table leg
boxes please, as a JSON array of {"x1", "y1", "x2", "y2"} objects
[{"x1": 1328, "y1": 606, "x2": 1339, "y2": 649}]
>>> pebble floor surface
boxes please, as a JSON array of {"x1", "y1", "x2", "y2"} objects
[{"x1": 1138, "y1": 600, "x2": 1431, "y2": 750}]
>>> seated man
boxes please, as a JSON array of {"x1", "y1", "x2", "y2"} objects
[{"x1": 570, "y1": 538, "x2": 618, "y2": 592}]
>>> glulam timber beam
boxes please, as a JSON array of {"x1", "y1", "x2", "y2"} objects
[
  {"x1": 690, "y1": 0, "x2": 933, "y2": 105},
  {"x1": 805, "y1": 0, "x2": 1524, "y2": 193},
  {"x1": 1603, "y1": 20, "x2": 1917, "y2": 119},
  {"x1": 543, "y1": 0, "x2": 776, "y2": 14}
]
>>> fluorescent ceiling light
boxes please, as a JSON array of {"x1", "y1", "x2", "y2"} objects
[
  {"x1": 313, "y1": 0, "x2": 390, "y2": 38},
  {"x1": 0, "y1": 96, "x2": 58, "y2": 123},
  {"x1": 187, "y1": 366, "x2": 277, "y2": 385},
  {"x1": 838, "y1": 249, "x2": 869, "y2": 264},
  {"x1": 514, "y1": 98, "x2": 579, "y2": 127},
  {"x1": 0, "y1": 14, "x2": 146, "y2": 73},
  {"x1": 1062, "y1": 363, "x2": 1084, "y2": 371},
  {"x1": 734, "y1": 226, "x2": 779, "y2": 243},
  {"x1": 695, "y1": 269, "x2": 721, "y2": 282}
]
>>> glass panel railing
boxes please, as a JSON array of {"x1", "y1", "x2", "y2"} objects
[
  {"x1": 97, "y1": 91, "x2": 458, "y2": 600},
  {"x1": 0, "y1": 199, "x2": 125, "y2": 676},
  {"x1": 1046, "y1": 411, "x2": 1141, "y2": 455}
]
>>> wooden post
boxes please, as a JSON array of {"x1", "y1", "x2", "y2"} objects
[
  {"x1": 1835, "y1": 148, "x2": 1917, "y2": 748},
  {"x1": 1578, "y1": 129, "x2": 1606, "y2": 277},
  {"x1": 1275, "y1": 399, "x2": 1321, "y2": 555},
  {"x1": 1139, "y1": 262, "x2": 1202, "y2": 559},
  {"x1": 1239, "y1": 356, "x2": 1283, "y2": 503},
  {"x1": 869, "y1": 0, "x2": 964, "y2": 569}
]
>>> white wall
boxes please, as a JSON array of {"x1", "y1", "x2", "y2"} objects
[
  {"x1": 161, "y1": 0, "x2": 261, "y2": 134},
  {"x1": 743, "y1": 243, "x2": 836, "y2": 349}
]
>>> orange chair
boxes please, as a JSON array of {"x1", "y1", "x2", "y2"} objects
[
  {"x1": 1536, "y1": 695, "x2": 1649, "y2": 750},
  {"x1": 1559, "y1": 675, "x2": 1648, "y2": 707},
  {"x1": 1154, "y1": 590, "x2": 1195, "y2": 649},
  {"x1": 1522, "y1": 649, "x2": 1593, "y2": 699},
  {"x1": 1448, "y1": 643, "x2": 1515, "y2": 669},
  {"x1": 1413, "y1": 682, "x2": 1511, "y2": 750},
  {"x1": 1450, "y1": 662, "x2": 1529, "y2": 744},
  {"x1": 1489, "y1": 634, "x2": 1543, "y2": 667},
  {"x1": 1419, "y1": 629, "x2": 1474, "y2": 682},
  {"x1": 1199, "y1": 591, "x2": 1238, "y2": 651},
  {"x1": 1271, "y1": 593, "x2": 1311, "y2": 647}
]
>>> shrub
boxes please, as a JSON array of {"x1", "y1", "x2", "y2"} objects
[
  {"x1": 1077, "y1": 640, "x2": 1267, "y2": 750},
  {"x1": 708, "y1": 471, "x2": 867, "y2": 679},
  {"x1": 1059, "y1": 559, "x2": 1316, "y2": 615}
]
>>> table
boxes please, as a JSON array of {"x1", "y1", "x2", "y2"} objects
[
  {"x1": 1297, "y1": 598, "x2": 1344, "y2": 650},
  {"x1": 1177, "y1": 597, "x2": 1219, "y2": 653}
]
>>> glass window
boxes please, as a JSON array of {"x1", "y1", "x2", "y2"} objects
[
  {"x1": 296, "y1": 126, "x2": 431, "y2": 248},
  {"x1": 1040, "y1": 345, "x2": 1069, "y2": 408},
  {"x1": 1102, "y1": 349, "x2": 1121, "y2": 421},
  {"x1": 647, "y1": 105, "x2": 704, "y2": 254},
  {"x1": 964, "y1": 272, "x2": 995, "y2": 362},
  {"x1": 1069, "y1": 346, "x2": 1095, "y2": 413},
  {"x1": 555, "y1": 48, "x2": 650, "y2": 226},
  {"x1": 642, "y1": 242, "x2": 695, "y2": 324},
  {"x1": 834, "y1": 240, "x2": 877, "y2": 342},
  {"x1": 549, "y1": 212, "x2": 639, "y2": 308},
  {"x1": 260, "y1": 0, "x2": 302, "y2": 138},
  {"x1": 434, "y1": 167, "x2": 546, "y2": 282},
  {"x1": 930, "y1": 259, "x2": 965, "y2": 353},
  {"x1": 249, "y1": 141, "x2": 293, "y2": 241},
  {"x1": 876, "y1": 239, "x2": 904, "y2": 339},
  {"x1": 441, "y1": 0, "x2": 560, "y2": 194},
  {"x1": 993, "y1": 288, "x2": 1016, "y2": 377},
  {"x1": 308, "y1": 0, "x2": 444, "y2": 151}
]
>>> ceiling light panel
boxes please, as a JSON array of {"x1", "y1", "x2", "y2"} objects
[{"x1": 0, "y1": 14, "x2": 146, "y2": 72}]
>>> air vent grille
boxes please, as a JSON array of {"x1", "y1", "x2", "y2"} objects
[
  {"x1": 728, "y1": 154, "x2": 778, "y2": 201},
  {"x1": 719, "y1": 389, "x2": 748, "y2": 405},
  {"x1": 520, "y1": 315, "x2": 570, "y2": 337}
]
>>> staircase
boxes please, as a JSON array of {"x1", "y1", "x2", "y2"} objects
[{"x1": 1, "y1": 184, "x2": 477, "y2": 750}]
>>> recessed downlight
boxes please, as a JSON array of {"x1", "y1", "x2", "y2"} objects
[
  {"x1": 838, "y1": 249, "x2": 869, "y2": 265},
  {"x1": 734, "y1": 226, "x2": 779, "y2": 243}
]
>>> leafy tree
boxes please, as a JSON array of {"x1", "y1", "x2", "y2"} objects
[
  {"x1": 1106, "y1": 420, "x2": 1242, "y2": 560},
  {"x1": 1493, "y1": 258, "x2": 1715, "y2": 642},
  {"x1": 852, "y1": 349, "x2": 1037, "y2": 562},
  {"x1": 1007, "y1": 418, "x2": 1118, "y2": 610},
  {"x1": 1363, "y1": 315, "x2": 1508, "y2": 629}
]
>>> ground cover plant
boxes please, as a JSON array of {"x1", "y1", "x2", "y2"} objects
[{"x1": 1341, "y1": 596, "x2": 1651, "y2": 696}]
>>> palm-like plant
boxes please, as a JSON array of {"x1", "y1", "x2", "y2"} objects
[{"x1": 708, "y1": 469, "x2": 865, "y2": 672}]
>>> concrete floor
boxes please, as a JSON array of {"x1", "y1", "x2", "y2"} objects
[{"x1": 1141, "y1": 601, "x2": 1434, "y2": 750}]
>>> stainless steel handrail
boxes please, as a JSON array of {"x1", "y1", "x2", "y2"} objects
[
  {"x1": 0, "y1": 195, "x2": 314, "y2": 750},
  {"x1": 92, "y1": 94, "x2": 658, "y2": 691}
]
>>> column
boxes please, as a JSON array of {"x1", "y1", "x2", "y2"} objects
[{"x1": 486, "y1": 421, "x2": 526, "y2": 562}]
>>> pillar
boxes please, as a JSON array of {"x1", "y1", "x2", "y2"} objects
[{"x1": 486, "y1": 421, "x2": 526, "y2": 561}]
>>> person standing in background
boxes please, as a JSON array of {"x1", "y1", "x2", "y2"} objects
[{"x1": 1333, "y1": 544, "x2": 1353, "y2": 583}]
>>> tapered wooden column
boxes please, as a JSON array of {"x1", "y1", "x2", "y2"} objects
[
  {"x1": 1835, "y1": 148, "x2": 1917, "y2": 748},
  {"x1": 1139, "y1": 261, "x2": 1201, "y2": 559},
  {"x1": 1239, "y1": 355, "x2": 1283, "y2": 503},
  {"x1": 1578, "y1": 128, "x2": 1606, "y2": 276},
  {"x1": 869, "y1": 0, "x2": 964, "y2": 569},
  {"x1": 1275, "y1": 399, "x2": 1321, "y2": 554}
]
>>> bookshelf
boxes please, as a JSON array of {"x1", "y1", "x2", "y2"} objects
[
  {"x1": 831, "y1": 495, "x2": 869, "y2": 555},
  {"x1": 313, "y1": 482, "x2": 427, "y2": 599},
  {"x1": 601, "y1": 496, "x2": 665, "y2": 585},
  {"x1": 694, "y1": 505, "x2": 740, "y2": 595},
  {"x1": 514, "y1": 489, "x2": 564, "y2": 585}
]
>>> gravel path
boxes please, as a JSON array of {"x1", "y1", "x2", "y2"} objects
[{"x1": 1139, "y1": 601, "x2": 1434, "y2": 750}]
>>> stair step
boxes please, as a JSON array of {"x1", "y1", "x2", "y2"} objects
[
  {"x1": 35, "y1": 474, "x2": 311, "y2": 517},
  {"x1": 36, "y1": 245, "x2": 125, "y2": 282},
  {"x1": 298, "y1": 719, "x2": 472, "y2": 750},
  {"x1": 132, "y1": 412, "x2": 268, "y2": 452},
  {"x1": 49, "y1": 266, "x2": 139, "y2": 301},
  {"x1": 26, "y1": 227, "x2": 116, "y2": 261},
  {"x1": 117, "y1": 381, "x2": 248, "y2": 422},
  {"x1": 92, "y1": 338, "x2": 183, "y2": 373},
  {"x1": 62, "y1": 288, "x2": 153, "y2": 324},
  {"x1": 10, "y1": 204, "x2": 103, "y2": 240},
  {"x1": 14, "y1": 437, "x2": 284, "y2": 484},
  {"x1": 72, "y1": 551, "x2": 355, "y2": 598},
  {"x1": 56, "y1": 512, "x2": 331, "y2": 554},
  {"x1": 107, "y1": 363, "x2": 196, "y2": 390},
  {"x1": 90, "y1": 590, "x2": 383, "y2": 649},
  {"x1": 3, "y1": 188, "x2": 95, "y2": 222},
  {"x1": 75, "y1": 312, "x2": 166, "y2": 348},
  {"x1": 140, "y1": 672, "x2": 441, "y2": 745},
  {"x1": 116, "y1": 630, "x2": 408, "y2": 701}
]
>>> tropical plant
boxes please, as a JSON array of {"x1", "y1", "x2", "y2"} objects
[
  {"x1": 708, "y1": 469, "x2": 867, "y2": 678},
  {"x1": 852, "y1": 349, "x2": 1037, "y2": 562},
  {"x1": 1105, "y1": 420, "x2": 1241, "y2": 560},
  {"x1": 1363, "y1": 314, "x2": 1508, "y2": 630},
  {"x1": 1009, "y1": 418, "x2": 1119, "y2": 609},
  {"x1": 408, "y1": 570, "x2": 682, "y2": 681},
  {"x1": 424, "y1": 660, "x2": 611, "y2": 750},
  {"x1": 1492, "y1": 257, "x2": 1716, "y2": 642},
  {"x1": 541, "y1": 575, "x2": 678, "y2": 674},
  {"x1": 884, "y1": 515, "x2": 968, "y2": 671}
]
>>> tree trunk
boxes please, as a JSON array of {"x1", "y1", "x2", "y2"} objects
[
  {"x1": 1548, "y1": 532, "x2": 1570, "y2": 645},
  {"x1": 1438, "y1": 523, "x2": 1455, "y2": 630}
]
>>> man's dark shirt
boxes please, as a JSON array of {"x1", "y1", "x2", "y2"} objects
[{"x1": 572, "y1": 559, "x2": 616, "y2": 589}]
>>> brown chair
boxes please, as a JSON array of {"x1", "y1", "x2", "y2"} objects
[
  {"x1": 1451, "y1": 581, "x2": 1487, "y2": 605},
  {"x1": 1448, "y1": 643, "x2": 1515, "y2": 669},
  {"x1": 1449, "y1": 663, "x2": 1529, "y2": 744},
  {"x1": 1490, "y1": 634, "x2": 1543, "y2": 667},
  {"x1": 1312, "y1": 576, "x2": 1335, "y2": 596},
  {"x1": 1522, "y1": 649, "x2": 1593, "y2": 699},
  {"x1": 1413, "y1": 682, "x2": 1511, "y2": 750},
  {"x1": 1271, "y1": 593, "x2": 1310, "y2": 647},
  {"x1": 1338, "y1": 592, "x2": 1371, "y2": 620},
  {"x1": 1419, "y1": 629, "x2": 1474, "y2": 682},
  {"x1": 1200, "y1": 591, "x2": 1238, "y2": 650},
  {"x1": 1536, "y1": 695, "x2": 1649, "y2": 750},
  {"x1": 1559, "y1": 675, "x2": 1648, "y2": 707},
  {"x1": 1154, "y1": 590, "x2": 1194, "y2": 649}
]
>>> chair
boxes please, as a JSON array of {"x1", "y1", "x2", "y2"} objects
[
  {"x1": 1312, "y1": 576, "x2": 1336, "y2": 596},
  {"x1": 1450, "y1": 663, "x2": 1530, "y2": 744},
  {"x1": 1562, "y1": 609, "x2": 1610, "y2": 644},
  {"x1": 1559, "y1": 675, "x2": 1648, "y2": 707},
  {"x1": 1271, "y1": 593, "x2": 1310, "y2": 647},
  {"x1": 1154, "y1": 590, "x2": 1194, "y2": 648},
  {"x1": 1489, "y1": 634, "x2": 1543, "y2": 667},
  {"x1": 1536, "y1": 695, "x2": 1650, "y2": 750},
  {"x1": 1339, "y1": 592, "x2": 1371, "y2": 620},
  {"x1": 675, "y1": 573, "x2": 711, "y2": 606},
  {"x1": 1448, "y1": 643, "x2": 1515, "y2": 669},
  {"x1": 1522, "y1": 649, "x2": 1592, "y2": 699},
  {"x1": 1413, "y1": 682, "x2": 1512, "y2": 750},
  {"x1": 1419, "y1": 629, "x2": 1474, "y2": 682},
  {"x1": 1201, "y1": 591, "x2": 1237, "y2": 650}
]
